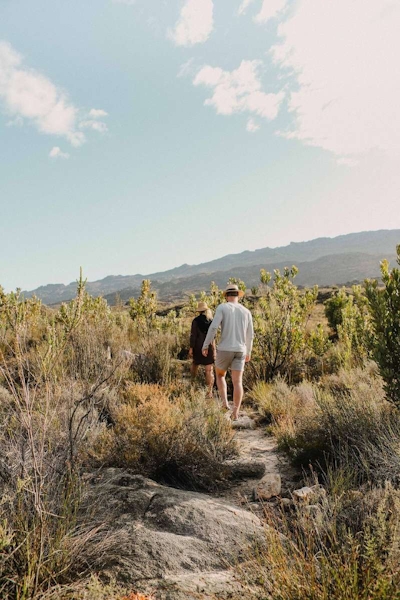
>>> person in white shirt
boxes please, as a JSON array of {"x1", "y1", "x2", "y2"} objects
[{"x1": 202, "y1": 284, "x2": 253, "y2": 420}]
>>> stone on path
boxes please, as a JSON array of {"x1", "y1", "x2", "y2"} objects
[
  {"x1": 253, "y1": 473, "x2": 282, "y2": 501},
  {"x1": 224, "y1": 458, "x2": 266, "y2": 480}
]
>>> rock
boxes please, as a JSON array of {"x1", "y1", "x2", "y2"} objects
[
  {"x1": 253, "y1": 474, "x2": 282, "y2": 501},
  {"x1": 85, "y1": 469, "x2": 267, "y2": 598},
  {"x1": 301, "y1": 504, "x2": 324, "y2": 528},
  {"x1": 231, "y1": 415, "x2": 256, "y2": 430},
  {"x1": 280, "y1": 497, "x2": 293, "y2": 510},
  {"x1": 224, "y1": 458, "x2": 266, "y2": 480},
  {"x1": 292, "y1": 484, "x2": 326, "y2": 504}
]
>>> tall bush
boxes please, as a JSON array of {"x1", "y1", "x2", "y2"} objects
[
  {"x1": 365, "y1": 245, "x2": 400, "y2": 406},
  {"x1": 252, "y1": 267, "x2": 318, "y2": 381}
]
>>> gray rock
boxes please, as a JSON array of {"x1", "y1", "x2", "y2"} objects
[
  {"x1": 224, "y1": 458, "x2": 266, "y2": 480},
  {"x1": 292, "y1": 484, "x2": 326, "y2": 504},
  {"x1": 86, "y1": 469, "x2": 267, "y2": 598},
  {"x1": 253, "y1": 474, "x2": 282, "y2": 501}
]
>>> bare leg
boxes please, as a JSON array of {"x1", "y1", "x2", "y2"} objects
[
  {"x1": 216, "y1": 368, "x2": 229, "y2": 409},
  {"x1": 190, "y1": 362, "x2": 199, "y2": 381},
  {"x1": 205, "y1": 364, "x2": 214, "y2": 398},
  {"x1": 231, "y1": 370, "x2": 244, "y2": 419}
]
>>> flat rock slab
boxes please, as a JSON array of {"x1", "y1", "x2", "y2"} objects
[
  {"x1": 224, "y1": 458, "x2": 266, "y2": 480},
  {"x1": 85, "y1": 469, "x2": 266, "y2": 598}
]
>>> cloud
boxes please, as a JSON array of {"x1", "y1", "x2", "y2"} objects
[
  {"x1": 0, "y1": 41, "x2": 109, "y2": 148},
  {"x1": 79, "y1": 120, "x2": 108, "y2": 133},
  {"x1": 89, "y1": 108, "x2": 108, "y2": 118},
  {"x1": 169, "y1": 0, "x2": 214, "y2": 47},
  {"x1": 0, "y1": 41, "x2": 84, "y2": 146},
  {"x1": 193, "y1": 60, "x2": 284, "y2": 126},
  {"x1": 272, "y1": 0, "x2": 400, "y2": 161},
  {"x1": 246, "y1": 118, "x2": 259, "y2": 132},
  {"x1": 177, "y1": 58, "x2": 195, "y2": 79},
  {"x1": 238, "y1": 0, "x2": 256, "y2": 15},
  {"x1": 254, "y1": 0, "x2": 287, "y2": 24},
  {"x1": 49, "y1": 146, "x2": 70, "y2": 159}
]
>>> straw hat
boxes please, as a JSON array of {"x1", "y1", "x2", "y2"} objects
[
  {"x1": 197, "y1": 301, "x2": 209, "y2": 312},
  {"x1": 224, "y1": 284, "x2": 245, "y2": 298}
]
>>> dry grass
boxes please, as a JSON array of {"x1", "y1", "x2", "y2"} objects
[
  {"x1": 249, "y1": 367, "x2": 400, "y2": 486},
  {"x1": 236, "y1": 482, "x2": 400, "y2": 600},
  {"x1": 86, "y1": 383, "x2": 238, "y2": 490}
]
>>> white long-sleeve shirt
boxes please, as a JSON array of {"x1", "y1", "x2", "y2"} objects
[{"x1": 202, "y1": 302, "x2": 254, "y2": 355}]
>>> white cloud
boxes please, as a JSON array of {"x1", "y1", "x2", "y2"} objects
[
  {"x1": 272, "y1": 0, "x2": 400, "y2": 161},
  {"x1": 6, "y1": 115, "x2": 23, "y2": 127},
  {"x1": 0, "y1": 41, "x2": 109, "y2": 148},
  {"x1": 49, "y1": 146, "x2": 70, "y2": 159},
  {"x1": 89, "y1": 108, "x2": 108, "y2": 119},
  {"x1": 0, "y1": 41, "x2": 84, "y2": 146},
  {"x1": 246, "y1": 118, "x2": 260, "y2": 132},
  {"x1": 193, "y1": 60, "x2": 284, "y2": 126},
  {"x1": 169, "y1": 0, "x2": 214, "y2": 47},
  {"x1": 79, "y1": 119, "x2": 108, "y2": 133},
  {"x1": 177, "y1": 58, "x2": 195, "y2": 79},
  {"x1": 238, "y1": 0, "x2": 256, "y2": 15},
  {"x1": 255, "y1": 0, "x2": 287, "y2": 24}
]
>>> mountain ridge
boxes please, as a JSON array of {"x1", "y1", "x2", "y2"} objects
[{"x1": 23, "y1": 229, "x2": 400, "y2": 305}]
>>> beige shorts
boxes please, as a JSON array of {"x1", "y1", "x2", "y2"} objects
[{"x1": 215, "y1": 350, "x2": 246, "y2": 372}]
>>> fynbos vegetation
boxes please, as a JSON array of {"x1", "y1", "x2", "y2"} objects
[{"x1": 1, "y1": 247, "x2": 400, "y2": 598}]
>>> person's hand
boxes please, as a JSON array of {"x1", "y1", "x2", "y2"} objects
[
  {"x1": 245, "y1": 355, "x2": 251, "y2": 363},
  {"x1": 202, "y1": 348, "x2": 209, "y2": 357}
]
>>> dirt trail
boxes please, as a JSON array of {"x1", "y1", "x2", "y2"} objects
[{"x1": 216, "y1": 408, "x2": 299, "y2": 511}]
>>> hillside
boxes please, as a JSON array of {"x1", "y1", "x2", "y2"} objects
[{"x1": 24, "y1": 229, "x2": 400, "y2": 304}]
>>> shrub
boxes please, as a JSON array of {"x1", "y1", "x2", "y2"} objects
[
  {"x1": 239, "y1": 482, "x2": 400, "y2": 600},
  {"x1": 86, "y1": 384, "x2": 237, "y2": 490},
  {"x1": 267, "y1": 368, "x2": 400, "y2": 485},
  {"x1": 365, "y1": 245, "x2": 400, "y2": 406},
  {"x1": 252, "y1": 267, "x2": 318, "y2": 382}
]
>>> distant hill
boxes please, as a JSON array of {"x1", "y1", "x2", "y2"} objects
[{"x1": 24, "y1": 230, "x2": 399, "y2": 305}]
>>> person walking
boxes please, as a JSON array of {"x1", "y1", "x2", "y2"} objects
[
  {"x1": 202, "y1": 284, "x2": 253, "y2": 421},
  {"x1": 189, "y1": 301, "x2": 215, "y2": 398}
]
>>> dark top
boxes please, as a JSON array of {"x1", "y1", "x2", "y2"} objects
[{"x1": 190, "y1": 314, "x2": 215, "y2": 365}]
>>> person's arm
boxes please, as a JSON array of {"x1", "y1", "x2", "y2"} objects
[
  {"x1": 245, "y1": 312, "x2": 254, "y2": 359},
  {"x1": 202, "y1": 306, "x2": 223, "y2": 353},
  {"x1": 189, "y1": 320, "x2": 197, "y2": 358}
]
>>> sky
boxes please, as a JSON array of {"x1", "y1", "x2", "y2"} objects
[{"x1": 1, "y1": 0, "x2": 399, "y2": 291}]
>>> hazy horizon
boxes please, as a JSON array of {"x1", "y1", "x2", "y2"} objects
[{"x1": 19, "y1": 227, "x2": 400, "y2": 292}]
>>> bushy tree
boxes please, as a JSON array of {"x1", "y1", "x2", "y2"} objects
[
  {"x1": 129, "y1": 279, "x2": 158, "y2": 339},
  {"x1": 252, "y1": 266, "x2": 318, "y2": 381},
  {"x1": 325, "y1": 287, "x2": 350, "y2": 334},
  {"x1": 365, "y1": 246, "x2": 400, "y2": 406}
]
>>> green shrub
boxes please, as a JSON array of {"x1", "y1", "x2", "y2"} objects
[
  {"x1": 252, "y1": 267, "x2": 318, "y2": 382},
  {"x1": 365, "y1": 245, "x2": 400, "y2": 406}
]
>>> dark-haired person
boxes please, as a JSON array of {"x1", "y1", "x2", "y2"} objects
[
  {"x1": 189, "y1": 301, "x2": 215, "y2": 398},
  {"x1": 202, "y1": 284, "x2": 253, "y2": 420}
]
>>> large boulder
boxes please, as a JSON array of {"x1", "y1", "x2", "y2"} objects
[{"x1": 85, "y1": 469, "x2": 267, "y2": 599}]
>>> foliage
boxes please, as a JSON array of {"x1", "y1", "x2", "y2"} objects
[
  {"x1": 128, "y1": 280, "x2": 158, "y2": 340},
  {"x1": 324, "y1": 287, "x2": 349, "y2": 334},
  {"x1": 252, "y1": 366, "x2": 400, "y2": 485},
  {"x1": 251, "y1": 266, "x2": 318, "y2": 381},
  {"x1": 365, "y1": 245, "x2": 400, "y2": 406},
  {"x1": 239, "y1": 483, "x2": 400, "y2": 600},
  {"x1": 87, "y1": 383, "x2": 237, "y2": 490}
]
